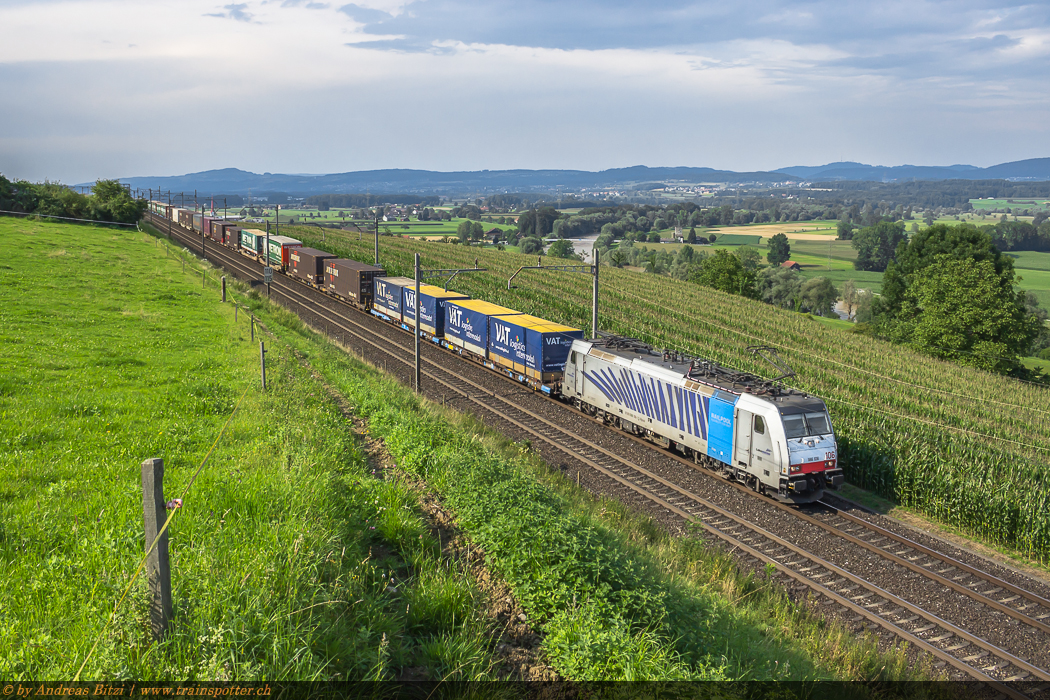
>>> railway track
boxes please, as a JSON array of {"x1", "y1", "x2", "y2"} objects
[{"x1": 151, "y1": 215, "x2": 1050, "y2": 698}]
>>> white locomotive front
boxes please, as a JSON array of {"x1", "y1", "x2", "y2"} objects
[{"x1": 562, "y1": 337, "x2": 844, "y2": 504}]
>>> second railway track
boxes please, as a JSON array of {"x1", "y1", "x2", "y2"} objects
[{"x1": 152, "y1": 215, "x2": 1050, "y2": 698}]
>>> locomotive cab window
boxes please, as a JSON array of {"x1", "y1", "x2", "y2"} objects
[
  {"x1": 754, "y1": 416, "x2": 765, "y2": 435},
  {"x1": 783, "y1": 414, "x2": 807, "y2": 438},
  {"x1": 806, "y1": 412, "x2": 832, "y2": 435},
  {"x1": 783, "y1": 411, "x2": 832, "y2": 438},
  {"x1": 570, "y1": 351, "x2": 577, "y2": 363}
]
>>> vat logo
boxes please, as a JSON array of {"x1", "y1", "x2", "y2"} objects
[
  {"x1": 405, "y1": 290, "x2": 415, "y2": 307},
  {"x1": 495, "y1": 324, "x2": 511, "y2": 345},
  {"x1": 449, "y1": 308, "x2": 463, "y2": 327}
]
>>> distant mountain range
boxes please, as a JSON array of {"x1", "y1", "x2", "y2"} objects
[
  {"x1": 774, "y1": 158, "x2": 1050, "y2": 182},
  {"x1": 109, "y1": 158, "x2": 1050, "y2": 197}
]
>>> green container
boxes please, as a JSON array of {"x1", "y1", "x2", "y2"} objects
[{"x1": 240, "y1": 229, "x2": 266, "y2": 255}]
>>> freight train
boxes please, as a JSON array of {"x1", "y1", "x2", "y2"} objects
[{"x1": 148, "y1": 203, "x2": 843, "y2": 503}]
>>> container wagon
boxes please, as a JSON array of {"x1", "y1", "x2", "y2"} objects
[
  {"x1": 443, "y1": 299, "x2": 521, "y2": 360},
  {"x1": 222, "y1": 224, "x2": 242, "y2": 250},
  {"x1": 289, "y1": 247, "x2": 336, "y2": 286},
  {"x1": 240, "y1": 229, "x2": 267, "y2": 257},
  {"x1": 266, "y1": 235, "x2": 302, "y2": 271},
  {"x1": 372, "y1": 277, "x2": 416, "y2": 323},
  {"x1": 488, "y1": 314, "x2": 583, "y2": 392},
  {"x1": 324, "y1": 259, "x2": 385, "y2": 308},
  {"x1": 403, "y1": 284, "x2": 470, "y2": 337}
]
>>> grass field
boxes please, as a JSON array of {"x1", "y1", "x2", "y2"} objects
[
  {"x1": 0, "y1": 218, "x2": 503, "y2": 680},
  {"x1": 283, "y1": 224, "x2": 1050, "y2": 566},
  {"x1": 969, "y1": 198, "x2": 1050, "y2": 212}
]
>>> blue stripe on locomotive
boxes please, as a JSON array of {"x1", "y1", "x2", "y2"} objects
[{"x1": 706, "y1": 392, "x2": 737, "y2": 465}]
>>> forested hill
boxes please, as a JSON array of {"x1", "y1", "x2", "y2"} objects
[
  {"x1": 112, "y1": 166, "x2": 799, "y2": 197},
  {"x1": 775, "y1": 158, "x2": 1050, "y2": 182},
  {"x1": 107, "y1": 158, "x2": 1050, "y2": 197}
]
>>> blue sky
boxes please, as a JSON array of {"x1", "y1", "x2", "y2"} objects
[{"x1": 0, "y1": 0, "x2": 1047, "y2": 183}]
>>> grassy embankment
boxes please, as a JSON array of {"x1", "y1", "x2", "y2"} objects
[
  {"x1": 283, "y1": 225, "x2": 1050, "y2": 569},
  {"x1": 0, "y1": 218, "x2": 502, "y2": 680}
]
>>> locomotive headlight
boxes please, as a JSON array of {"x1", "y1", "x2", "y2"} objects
[{"x1": 825, "y1": 460, "x2": 834, "y2": 467}]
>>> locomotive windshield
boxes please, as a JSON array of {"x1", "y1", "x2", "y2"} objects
[{"x1": 783, "y1": 412, "x2": 833, "y2": 439}]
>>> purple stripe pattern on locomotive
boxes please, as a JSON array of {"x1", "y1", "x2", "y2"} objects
[{"x1": 584, "y1": 367, "x2": 710, "y2": 440}]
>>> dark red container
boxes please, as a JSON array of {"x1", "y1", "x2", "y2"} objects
[
  {"x1": 290, "y1": 247, "x2": 336, "y2": 285},
  {"x1": 209, "y1": 219, "x2": 225, "y2": 242},
  {"x1": 224, "y1": 225, "x2": 242, "y2": 249},
  {"x1": 324, "y1": 259, "x2": 385, "y2": 306}
]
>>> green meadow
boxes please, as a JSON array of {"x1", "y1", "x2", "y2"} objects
[{"x1": 0, "y1": 218, "x2": 500, "y2": 681}]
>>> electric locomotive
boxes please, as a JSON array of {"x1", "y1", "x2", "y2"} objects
[{"x1": 562, "y1": 337, "x2": 843, "y2": 503}]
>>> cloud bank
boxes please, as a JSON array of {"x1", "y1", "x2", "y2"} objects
[{"x1": 0, "y1": 0, "x2": 1047, "y2": 182}]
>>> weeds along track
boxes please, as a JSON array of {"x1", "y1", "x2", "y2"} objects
[{"x1": 153, "y1": 216, "x2": 1050, "y2": 697}]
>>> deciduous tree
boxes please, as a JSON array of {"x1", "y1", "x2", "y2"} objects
[
  {"x1": 766, "y1": 233, "x2": 790, "y2": 266},
  {"x1": 801, "y1": 277, "x2": 839, "y2": 317},
  {"x1": 691, "y1": 249, "x2": 757, "y2": 298},
  {"x1": 852, "y1": 221, "x2": 906, "y2": 272},
  {"x1": 889, "y1": 255, "x2": 1039, "y2": 373}
]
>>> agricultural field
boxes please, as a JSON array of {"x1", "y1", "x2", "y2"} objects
[
  {"x1": 969, "y1": 198, "x2": 1050, "y2": 212},
  {"x1": 243, "y1": 209, "x2": 515, "y2": 236},
  {"x1": 285, "y1": 223, "x2": 1050, "y2": 566},
  {"x1": 786, "y1": 240, "x2": 885, "y2": 294},
  {"x1": 708, "y1": 221, "x2": 839, "y2": 240}
]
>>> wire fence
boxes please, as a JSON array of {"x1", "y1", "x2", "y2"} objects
[
  {"x1": 0, "y1": 208, "x2": 140, "y2": 228},
  {"x1": 72, "y1": 225, "x2": 275, "y2": 678}
]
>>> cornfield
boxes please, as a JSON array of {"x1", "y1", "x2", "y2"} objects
[{"x1": 289, "y1": 226, "x2": 1050, "y2": 563}]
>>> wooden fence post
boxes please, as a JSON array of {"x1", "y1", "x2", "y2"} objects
[
  {"x1": 221, "y1": 276, "x2": 226, "y2": 302},
  {"x1": 141, "y1": 458, "x2": 172, "y2": 640},
  {"x1": 260, "y1": 341, "x2": 267, "y2": 390}
]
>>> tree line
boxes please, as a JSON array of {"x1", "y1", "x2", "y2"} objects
[
  {"x1": 305, "y1": 193, "x2": 441, "y2": 209},
  {"x1": 0, "y1": 175, "x2": 146, "y2": 225}
]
